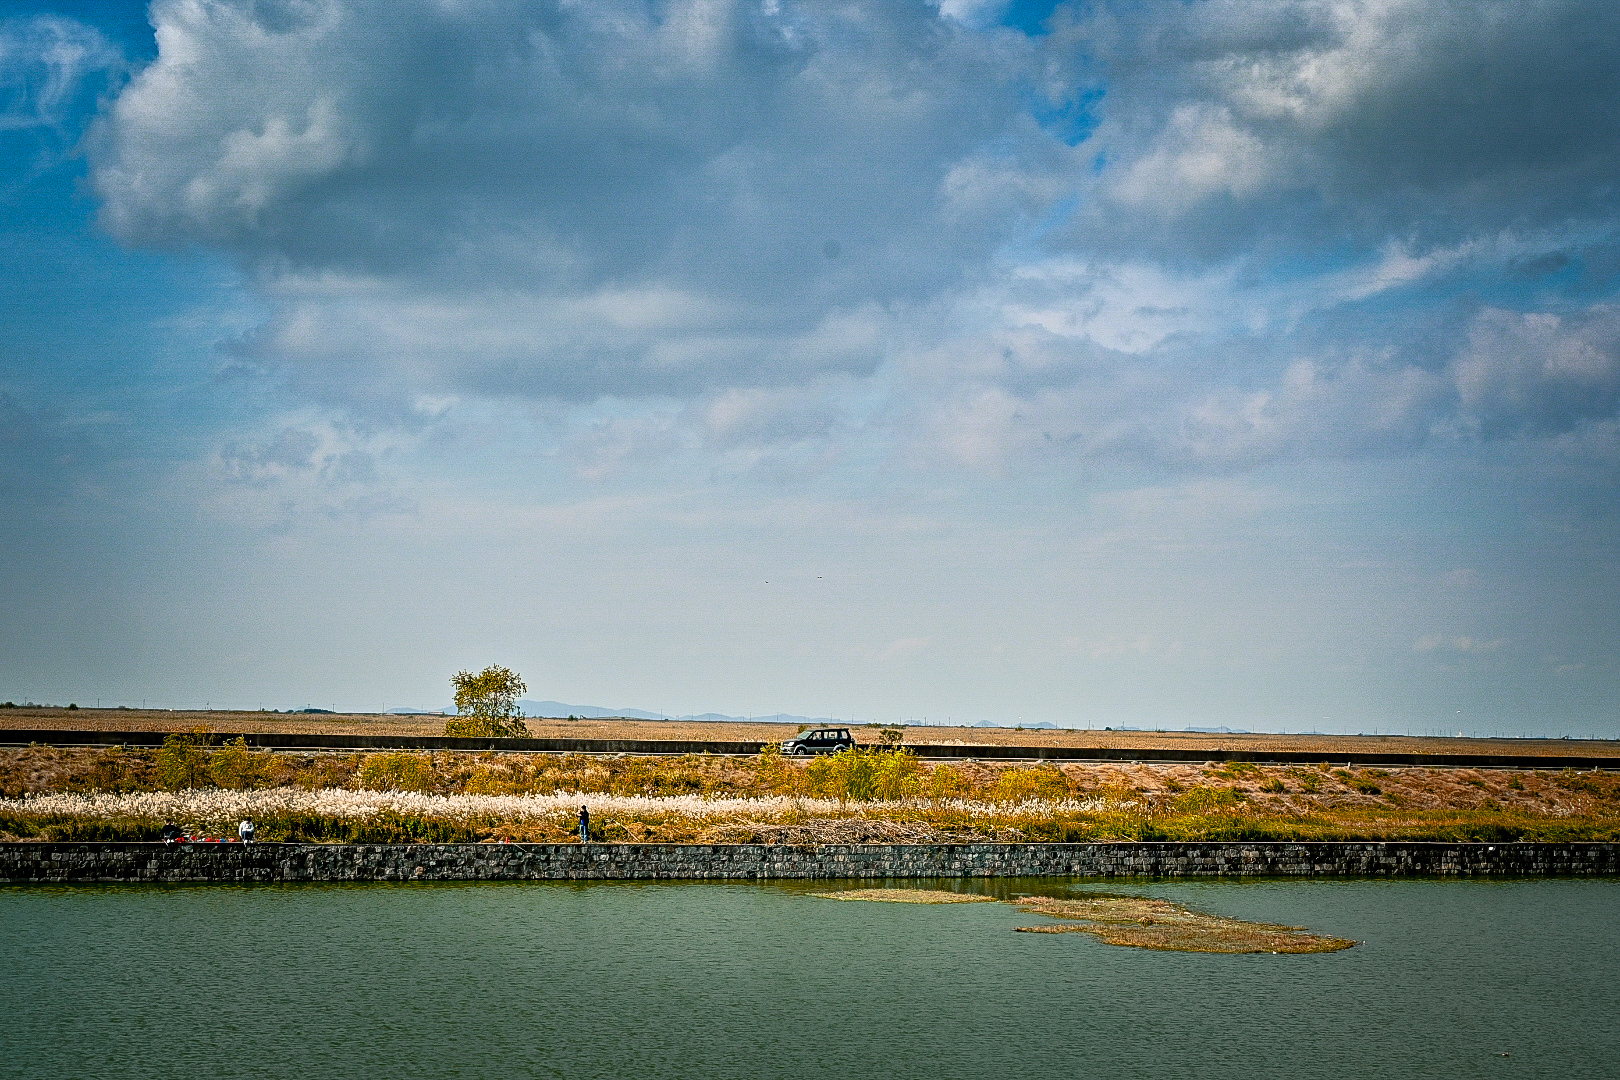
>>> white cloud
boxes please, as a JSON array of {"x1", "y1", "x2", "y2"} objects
[
  {"x1": 1414, "y1": 635, "x2": 1505, "y2": 654},
  {"x1": 0, "y1": 15, "x2": 122, "y2": 133},
  {"x1": 92, "y1": 0, "x2": 1041, "y2": 389},
  {"x1": 81, "y1": 0, "x2": 1620, "y2": 481},
  {"x1": 1453, "y1": 306, "x2": 1620, "y2": 438}
]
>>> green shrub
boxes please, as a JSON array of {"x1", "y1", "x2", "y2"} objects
[
  {"x1": 752, "y1": 744, "x2": 798, "y2": 795},
  {"x1": 1173, "y1": 786, "x2": 1243, "y2": 814},
  {"x1": 804, "y1": 748, "x2": 920, "y2": 802},
  {"x1": 924, "y1": 763, "x2": 970, "y2": 800},
  {"x1": 806, "y1": 748, "x2": 877, "y2": 801},
  {"x1": 989, "y1": 766, "x2": 1069, "y2": 805},
  {"x1": 210, "y1": 737, "x2": 273, "y2": 789},
  {"x1": 872, "y1": 749, "x2": 921, "y2": 801},
  {"x1": 358, "y1": 752, "x2": 436, "y2": 792},
  {"x1": 156, "y1": 731, "x2": 212, "y2": 791}
]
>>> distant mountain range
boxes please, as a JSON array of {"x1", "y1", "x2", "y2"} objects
[
  {"x1": 380, "y1": 701, "x2": 1245, "y2": 734},
  {"x1": 385, "y1": 700, "x2": 845, "y2": 725}
]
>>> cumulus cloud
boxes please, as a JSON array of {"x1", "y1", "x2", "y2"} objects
[
  {"x1": 92, "y1": 0, "x2": 1043, "y2": 392},
  {"x1": 209, "y1": 416, "x2": 415, "y2": 524},
  {"x1": 83, "y1": 0, "x2": 1620, "y2": 476},
  {"x1": 1453, "y1": 305, "x2": 1620, "y2": 438}
]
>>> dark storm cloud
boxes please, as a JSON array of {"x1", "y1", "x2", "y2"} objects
[{"x1": 1058, "y1": 0, "x2": 1620, "y2": 261}]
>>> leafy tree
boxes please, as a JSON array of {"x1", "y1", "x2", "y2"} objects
[{"x1": 444, "y1": 665, "x2": 530, "y2": 738}]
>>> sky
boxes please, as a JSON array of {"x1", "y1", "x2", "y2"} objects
[{"x1": 1, "y1": 0, "x2": 1617, "y2": 735}]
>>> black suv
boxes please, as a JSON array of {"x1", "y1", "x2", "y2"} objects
[{"x1": 780, "y1": 728, "x2": 856, "y2": 755}]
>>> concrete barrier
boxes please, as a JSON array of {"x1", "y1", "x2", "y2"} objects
[{"x1": 4, "y1": 841, "x2": 1616, "y2": 883}]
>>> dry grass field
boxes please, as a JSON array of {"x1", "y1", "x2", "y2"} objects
[
  {"x1": 2, "y1": 706, "x2": 1615, "y2": 760},
  {"x1": 3, "y1": 737, "x2": 1617, "y2": 845}
]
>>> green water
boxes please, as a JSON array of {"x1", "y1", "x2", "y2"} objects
[{"x1": 3, "y1": 878, "x2": 1615, "y2": 1079}]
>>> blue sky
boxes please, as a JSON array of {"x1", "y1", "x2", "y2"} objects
[{"x1": 1, "y1": 0, "x2": 1617, "y2": 735}]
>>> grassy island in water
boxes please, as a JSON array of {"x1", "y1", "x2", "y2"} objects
[{"x1": 813, "y1": 887, "x2": 1355, "y2": 953}]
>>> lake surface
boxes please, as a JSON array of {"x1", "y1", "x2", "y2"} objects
[{"x1": 3, "y1": 877, "x2": 1616, "y2": 1079}]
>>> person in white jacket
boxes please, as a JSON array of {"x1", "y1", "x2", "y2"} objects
[{"x1": 238, "y1": 818, "x2": 255, "y2": 843}]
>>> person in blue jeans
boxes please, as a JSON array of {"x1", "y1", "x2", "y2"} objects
[{"x1": 578, "y1": 805, "x2": 590, "y2": 843}]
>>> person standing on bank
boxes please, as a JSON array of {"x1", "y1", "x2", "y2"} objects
[
  {"x1": 578, "y1": 804, "x2": 590, "y2": 843},
  {"x1": 238, "y1": 818, "x2": 255, "y2": 844}
]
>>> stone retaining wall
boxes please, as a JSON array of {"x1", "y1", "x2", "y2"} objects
[{"x1": 3, "y1": 841, "x2": 1616, "y2": 883}]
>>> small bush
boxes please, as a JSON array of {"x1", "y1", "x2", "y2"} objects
[
  {"x1": 1173, "y1": 786, "x2": 1243, "y2": 814},
  {"x1": 210, "y1": 737, "x2": 273, "y2": 789},
  {"x1": 806, "y1": 748, "x2": 878, "y2": 801},
  {"x1": 871, "y1": 750, "x2": 921, "y2": 801},
  {"x1": 924, "y1": 763, "x2": 969, "y2": 800},
  {"x1": 753, "y1": 744, "x2": 798, "y2": 795},
  {"x1": 804, "y1": 748, "x2": 919, "y2": 802},
  {"x1": 156, "y1": 731, "x2": 213, "y2": 791},
  {"x1": 989, "y1": 767, "x2": 1069, "y2": 805},
  {"x1": 444, "y1": 715, "x2": 531, "y2": 738},
  {"x1": 358, "y1": 753, "x2": 436, "y2": 792}
]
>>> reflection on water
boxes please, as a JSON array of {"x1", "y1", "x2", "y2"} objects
[{"x1": 3, "y1": 877, "x2": 1616, "y2": 1079}]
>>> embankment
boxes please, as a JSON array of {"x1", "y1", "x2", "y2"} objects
[
  {"x1": 4, "y1": 841, "x2": 1617, "y2": 883},
  {"x1": 6, "y1": 728, "x2": 1619, "y2": 768}
]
